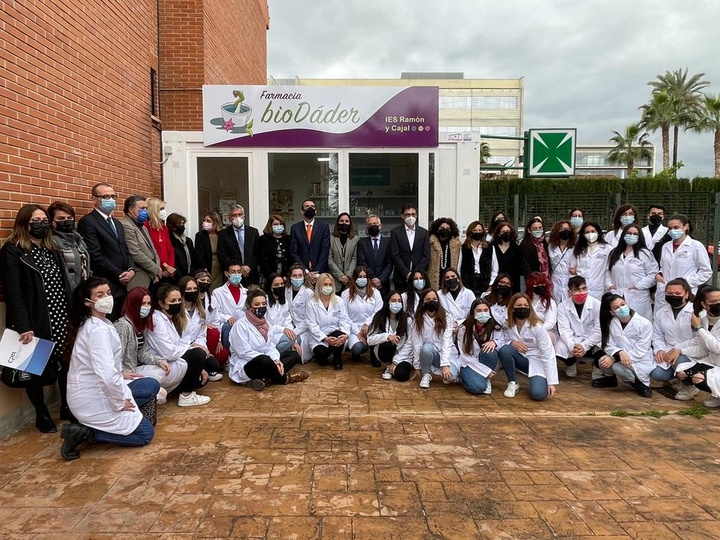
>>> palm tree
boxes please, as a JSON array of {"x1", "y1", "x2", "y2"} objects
[
  {"x1": 648, "y1": 68, "x2": 709, "y2": 168},
  {"x1": 639, "y1": 91, "x2": 672, "y2": 170},
  {"x1": 693, "y1": 94, "x2": 720, "y2": 177},
  {"x1": 480, "y1": 142, "x2": 491, "y2": 164},
  {"x1": 608, "y1": 124, "x2": 654, "y2": 177}
]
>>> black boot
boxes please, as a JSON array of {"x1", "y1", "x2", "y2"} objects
[
  {"x1": 59, "y1": 404, "x2": 78, "y2": 423},
  {"x1": 370, "y1": 351, "x2": 381, "y2": 368},
  {"x1": 591, "y1": 375, "x2": 618, "y2": 388},
  {"x1": 35, "y1": 406, "x2": 57, "y2": 434},
  {"x1": 60, "y1": 423, "x2": 93, "y2": 461},
  {"x1": 333, "y1": 354, "x2": 344, "y2": 371},
  {"x1": 633, "y1": 379, "x2": 653, "y2": 398}
]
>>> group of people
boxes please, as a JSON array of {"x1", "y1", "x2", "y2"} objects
[{"x1": 1, "y1": 187, "x2": 719, "y2": 460}]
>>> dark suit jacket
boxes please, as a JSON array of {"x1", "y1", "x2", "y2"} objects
[
  {"x1": 216, "y1": 225, "x2": 261, "y2": 285},
  {"x1": 194, "y1": 230, "x2": 212, "y2": 271},
  {"x1": 258, "y1": 233, "x2": 292, "y2": 279},
  {"x1": 356, "y1": 235, "x2": 392, "y2": 292},
  {"x1": 78, "y1": 209, "x2": 133, "y2": 297},
  {"x1": 289, "y1": 219, "x2": 330, "y2": 273},
  {"x1": 169, "y1": 233, "x2": 199, "y2": 280},
  {"x1": 389, "y1": 225, "x2": 430, "y2": 285}
]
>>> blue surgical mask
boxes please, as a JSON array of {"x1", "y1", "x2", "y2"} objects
[
  {"x1": 356, "y1": 278, "x2": 368, "y2": 288},
  {"x1": 272, "y1": 225, "x2": 285, "y2": 235},
  {"x1": 570, "y1": 216, "x2": 583, "y2": 229},
  {"x1": 228, "y1": 274, "x2": 242, "y2": 286},
  {"x1": 137, "y1": 209, "x2": 149, "y2": 224},
  {"x1": 531, "y1": 230, "x2": 544, "y2": 238},
  {"x1": 474, "y1": 312, "x2": 492, "y2": 324},
  {"x1": 388, "y1": 301, "x2": 403, "y2": 314},
  {"x1": 620, "y1": 215, "x2": 635, "y2": 227},
  {"x1": 321, "y1": 285, "x2": 334, "y2": 296},
  {"x1": 290, "y1": 277, "x2": 304, "y2": 288},
  {"x1": 615, "y1": 305, "x2": 631, "y2": 318},
  {"x1": 413, "y1": 279, "x2": 425, "y2": 291},
  {"x1": 100, "y1": 199, "x2": 116, "y2": 214},
  {"x1": 668, "y1": 229, "x2": 685, "y2": 240},
  {"x1": 624, "y1": 234, "x2": 639, "y2": 245},
  {"x1": 139, "y1": 306, "x2": 151, "y2": 318}
]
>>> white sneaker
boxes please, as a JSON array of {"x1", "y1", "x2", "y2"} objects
[
  {"x1": 208, "y1": 372, "x2": 223, "y2": 382},
  {"x1": 419, "y1": 374, "x2": 432, "y2": 389},
  {"x1": 382, "y1": 367, "x2": 393, "y2": 380},
  {"x1": 675, "y1": 385, "x2": 700, "y2": 401},
  {"x1": 156, "y1": 388, "x2": 168, "y2": 405},
  {"x1": 503, "y1": 381, "x2": 519, "y2": 398},
  {"x1": 177, "y1": 391, "x2": 211, "y2": 407},
  {"x1": 565, "y1": 363, "x2": 578, "y2": 378},
  {"x1": 703, "y1": 395, "x2": 720, "y2": 408},
  {"x1": 483, "y1": 380, "x2": 492, "y2": 395}
]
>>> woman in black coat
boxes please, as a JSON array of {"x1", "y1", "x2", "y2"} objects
[
  {"x1": 258, "y1": 214, "x2": 292, "y2": 283},
  {"x1": 491, "y1": 221, "x2": 530, "y2": 294},
  {"x1": 167, "y1": 213, "x2": 199, "y2": 280},
  {"x1": 194, "y1": 211, "x2": 224, "y2": 289},
  {"x1": 0, "y1": 204, "x2": 73, "y2": 433}
]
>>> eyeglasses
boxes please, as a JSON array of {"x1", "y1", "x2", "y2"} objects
[
  {"x1": 55, "y1": 217, "x2": 74, "y2": 223},
  {"x1": 95, "y1": 194, "x2": 118, "y2": 200},
  {"x1": 30, "y1": 219, "x2": 50, "y2": 225}
]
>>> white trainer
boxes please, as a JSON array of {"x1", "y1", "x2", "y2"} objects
[
  {"x1": 674, "y1": 385, "x2": 699, "y2": 401},
  {"x1": 208, "y1": 372, "x2": 223, "y2": 382},
  {"x1": 565, "y1": 363, "x2": 578, "y2": 378},
  {"x1": 483, "y1": 380, "x2": 492, "y2": 395},
  {"x1": 156, "y1": 387, "x2": 168, "y2": 405},
  {"x1": 381, "y1": 367, "x2": 393, "y2": 380},
  {"x1": 703, "y1": 395, "x2": 720, "y2": 408},
  {"x1": 419, "y1": 374, "x2": 432, "y2": 389},
  {"x1": 503, "y1": 381, "x2": 519, "y2": 398},
  {"x1": 177, "y1": 391, "x2": 211, "y2": 407}
]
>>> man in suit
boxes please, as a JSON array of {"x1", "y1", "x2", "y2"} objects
[
  {"x1": 217, "y1": 204, "x2": 261, "y2": 286},
  {"x1": 120, "y1": 195, "x2": 162, "y2": 291},
  {"x1": 356, "y1": 214, "x2": 392, "y2": 295},
  {"x1": 77, "y1": 182, "x2": 135, "y2": 319},
  {"x1": 289, "y1": 198, "x2": 330, "y2": 284},
  {"x1": 389, "y1": 203, "x2": 430, "y2": 293}
]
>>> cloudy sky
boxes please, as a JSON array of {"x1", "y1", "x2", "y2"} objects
[{"x1": 267, "y1": 0, "x2": 720, "y2": 178}]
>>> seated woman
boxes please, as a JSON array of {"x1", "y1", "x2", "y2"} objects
[
  {"x1": 341, "y1": 265, "x2": 383, "y2": 365},
  {"x1": 178, "y1": 276, "x2": 222, "y2": 381},
  {"x1": 497, "y1": 293, "x2": 559, "y2": 400},
  {"x1": 483, "y1": 273, "x2": 514, "y2": 331},
  {"x1": 146, "y1": 284, "x2": 212, "y2": 407},
  {"x1": 115, "y1": 287, "x2": 186, "y2": 403},
  {"x1": 266, "y1": 272, "x2": 300, "y2": 354},
  {"x1": 193, "y1": 269, "x2": 229, "y2": 367},
  {"x1": 524, "y1": 271, "x2": 558, "y2": 344},
  {"x1": 401, "y1": 270, "x2": 430, "y2": 318},
  {"x1": 395, "y1": 288, "x2": 457, "y2": 389},
  {"x1": 595, "y1": 293, "x2": 654, "y2": 398},
  {"x1": 456, "y1": 298, "x2": 507, "y2": 395},
  {"x1": 438, "y1": 267, "x2": 475, "y2": 327},
  {"x1": 228, "y1": 288, "x2": 308, "y2": 390},
  {"x1": 367, "y1": 292, "x2": 412, "y2": 381},
  {"x1": 285, "y1": 264, "x2": 315, "y2": 361},
  {"x1": 305, "y1": 273, "x2": 352, "y2": 370},
  {"x1": 61, "y1": 277, "x2": 159, "y2": 461}
]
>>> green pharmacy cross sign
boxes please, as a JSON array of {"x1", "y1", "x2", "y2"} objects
[{"x1": 525, "y1": 128, "x2": 576, "y2": 177}]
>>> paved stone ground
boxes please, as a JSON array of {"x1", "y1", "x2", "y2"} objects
[{"x1": 1, "y1": 359, "x2": 719, "y2": 539}]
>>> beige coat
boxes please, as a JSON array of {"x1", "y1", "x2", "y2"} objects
[
  {"x1": 120, "y1": 215, "x2": 161, "y2": 290},
  {"x1": 428, "y1": 236, "x2": 461, "y2": 290}
]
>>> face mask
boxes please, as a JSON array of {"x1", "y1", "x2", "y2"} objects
[
  {"x1": 470, "y1": 232, "x2": 484, "y2": 241},
  {"x1": 175, "y1": 226, "x2": 186, "y2": 236},
  {"x1": 649, "y1": 214, "x2": 663, "y2": 226},
  {"x1": 413, "y1": 279, "x2": 425, "y2": 291},
  {"x1": 624, "y1": 234, "x2": 639, "y2": 245},
  {"x1": 90, "y1": 295, "x2": 114, "y2": 314},
  {"x1": 668, "y1": 229, "x2": 685, "y2": 240},
  {"x1": 158, "y1": 209, "x2": 168, "y2": 221},
  {"x1": 136, "y1": 209, "x2": 149, "y2": 225},
  {"x1": 271, "y1": 286, "x2": 285, "y2": 298},
  {"x1": 338, "y1": 223, "x2": 350, "y2": 234},
  {"x1": 707, "y1": 303, "x2": 720, "y2": 317},
  {"x1": 665, "y1": 295, "x2": 685, "y2": 308},
  {"x1": 290, "y1": 277, "x2": 304, "y2": 288},
  {"x1": 513, "y1": 307, "x2": 531, "y2": 320},
  {"x1": 303, "y1": 207, "x2": 316, "y2": 220},
  {"x1": 56, "y1": 220, "x2": 75, "y2": 234},
  {"x1": 197, "y1": 282, "x2": 211, "y2": 293},
  {"x1": 445, "y1": 278, "x2": 459, "y2": 290},
  {"x1": 253, "y1": 306, "x2": 267, "y2": 318},
  {"x1": 321, "y1": 285, "x2": 334, "y2": 296},
  {"x1": 531, "y1": 230, "x2": 544, "y2": 238},
  {"x1": 166, "y1": 303, "x2": 182, "y2": 316},
  {"x1": 272, "y1": 225, "x2": 285, "y2": 235},
  {"x1": 367, "y1": 225, "x2": 380, "y2": 237},
  {"x1": 497, "y1": 285, "x2": 512, "y2": 297},
  {"x1": 620, "y1": 215, "x2": 635, "y2": 227},
  {"x1": 202, "y1": 221, "x2": 214, "y2": 231},
  {"x1": 100, "y1": 199, "x2": 116, "y2": 213},
  {"x1": 558, "y1": 229, "x2": 572, "y2": 241},
  {"x1": 584, "y1": 232, "x2": 598, "y2": 244},
  {"x1": 533, "y1": 285, "x2": 547, "y2": 296},
  {"x1": 404, "y1": 216, "x2": 416, "y2": 227},
  {"x1": 572, "y1": 291, "x2": 588, "y2": 304},
  {"x1": 228, "y1": 274, "x2": 243, "y2": 286},
  {"x1": 389, "y1": 301, "x2": 403, "y2": 314},
  {"x1": 139, "y1": 306, "x2": 151, "y2": 318},
  {"x1": 29, "y1": 222, "x2": 51, "y2": 239},
  {"x1": 615, "y1": 305, "x2": 631, "y2": 318},
  {"x1": 232, "y1": 217, "x2": 244, "y2": 229},
  {"x1": 499, "y1": 232, "x2": 512, "y2": 242},
  {"x1": 424, "y1": 300, "x2": 439, "y2": 313},
  {"x1": 356, "y1": 277, "x2": 368, "y2": 288},
  {"x1": 570, "y1": 217, "x2": 583, "y2": 228},
  {"x1": 438, "y1": 229, "x2": 451, "y2": 240},
  {"x1": 184, "y1": 291, "x2": 198, "y2": 303},
  {"x1": 475, "y1": 311, "x2": 492, "y2": 324}
]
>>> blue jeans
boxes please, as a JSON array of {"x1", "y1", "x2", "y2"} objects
[
  {"x1": 93, "y1": 418, "x2": 155, "y2": 447},
  {"x1": 276, "y1": 333, "x2": 301, "y2": 354},
  {"x1": 498, "y1": 344, "x2": 550, "y2": 401},
  {"x1": 128, "y1": 377, "x2": 161, "y2": 406},
  {"x1": 221, "y1": 322, "x2": 232, "y2": 350},
  {"x1": 418, "y1": 343, "x2": 458, "y2": 380},
  {"x1": 650, "y1": 354, "x2": 688, "y2": 382},
  {"x1": 458, "y1": 351, "x2": 499, "y2": 395},
  {"x1": 351, "y1": 342, "x2": 368, "y2": 356}
]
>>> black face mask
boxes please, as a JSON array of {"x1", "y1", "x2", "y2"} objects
[
  {"x1": 649, "y1": 214, "x2": 663, "y2": 226},
  {"x1": 558, "y1": 230, "x2": 572, "y2": 241},
  {"x1": 303, "y1": 207, "x2": 316, "y2": 220},
  {"x1": 29, "y1": 222, "x2": 51, "y2": 239},
  {"x1": 438, "y1": 229, "x2": 451, "y2": 240},
  {"x1": 533, "y1": 285, "x2": 547, "y2": 296},
  {"x1": 197, "y1": 282, "x2": 211, "y2": 293},
  {"x1": 184, "y1": 291, "x2": 198, "y2": 303},
  {"x1": 272, "y1": 286, "x2": 286, "y2": 304},
  {"x1": 367, "y1": 225, "x2": 380, "y2": 237},
  {"x1": 665, "y1": 295, "x2": 685, "y2": 309},
  {"x1": 338, "y1": 223, "x2": 350, "y2": 234},
  {"x1": 499, "y1": 232, "x2": 512, "y2": 243},
  {"x1": 253, "y1": 307, "x2": 267, "y2": 318},
  {"x1": 175, "y1": 226, "x2": 186, "y2": 236},
  {"x1": 497, "y1": 285, "x2": 512, "y2": 297},
  {"x1": 166, "y1": 303, "x2": 182, "y2": 316},
  {"x1": 514, "y1": 307, "x2": 531, "y2": 320},
  {"x1": 470, "y1": 232, "x2": 484, "y2": 241},
  {"x1": 424, "y1": 300, "x2": 439, "y2": 313},
  {"x1": 445, "y1": 278, "x2": 459, "y2": 290},
  {"x1": 707, "y1": 304, "x2": 720, "y2": 317},
  {"x1": 56, "y1": 220, "x2": 75, "y2": 234}
]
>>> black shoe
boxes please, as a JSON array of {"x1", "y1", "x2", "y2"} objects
[
  {"x1": 333, "y1": 357, "x2": 344, "y2": 371},
  {"x1": 60, "y1": 423, "x2": 93, "y2": 461},
  {"x1": 591, "y1": 375, "x2": 618, "y2": 388},
  {"x1": 370, "y1": 357, "x2": 382, "y2": 368},
  {"x1": 36, "y1": 413, "x2": 57, "y2": 434},
  {"x1": 633, "y1": 382, "x2": 653, "y2": 398},
  {"x1": 351, "y1": 353, "x2": 361, "y2": 363},
  {"x1": 316, "y1": 357, "x2": 329, "y2": 367},
  {"x1": 59, "y1": 405, "x2": 78, "y2": 423}
]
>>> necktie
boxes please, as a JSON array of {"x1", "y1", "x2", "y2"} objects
[
  {"x1": 107, "y1": 217, "x2": 118, "y2": 238},
  {"x1": 236, "y1": 228, "x2": 245, "y2": 262},
  {"x1": 373, "y1": 238, "x2": 379, "y2": 253},
  {"x1": 306, "y1": 223, "x2": 313, "y2": 243}
]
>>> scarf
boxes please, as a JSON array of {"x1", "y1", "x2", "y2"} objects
[
  {"x1": 531, "y1": 234, "x2": 549, "y2": 275},
  {"x1": 246, "y1": 310, "x2": 269, "y2": 341}
]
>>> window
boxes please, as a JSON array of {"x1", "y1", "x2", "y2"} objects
[{"x1": 471, "y1": 96, "x2": 519, "y2": 109}]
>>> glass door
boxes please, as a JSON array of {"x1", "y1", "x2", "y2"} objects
[{"x1": 197, "y1": 156, "x2": 250, "y2": 225}]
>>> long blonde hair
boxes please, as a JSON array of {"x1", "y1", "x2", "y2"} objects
[
  {"x1": 146, "y1": 197, "x2": 166, "y2": 230},
  {"x1": 313, "y1": 273, "x2": 338, "y2": 306}
]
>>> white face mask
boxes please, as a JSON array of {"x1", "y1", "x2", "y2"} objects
[
  {"x1": 404, "y1": 216, "x2": 417, "y2": 227},
  {"x1": 232, "y1": 217, "x2": 244, "y2": 229},
  {"x1": 388, "y1": 301, "x2": 403, "y2": 314},
  {"x1": 90, "y1": 295, "x2": 114, "y2": 315},
  {"x1": 158, "y1": 209, "x2": 168, "y2": 221},
  {"x1": 584, "y1": 232, "x2": 598, "y2": 244},
  {"x1": 139, "y1": 306, "x2": 151, "y2": 318},
  {"x1": 202, "y1": 221, "x2": 214, "y2": 231},
  {"x1": 321, "y1": 285, "x2": 334, "y2": 296}
]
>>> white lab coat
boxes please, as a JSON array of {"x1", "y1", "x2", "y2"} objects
[
  {"x1": 200, "y1": 292, "x2": 223, "y2": 327},
  {"x1": 304, "y1": 296, "x2": 353, "y2": 350},
  {"x1": 267, "y1": 299, "x2": 293, "y2": 329},
  {"x1": 67, "y1": 316, "x2": 142, "y2": 435},
  {"x1": 656, "y1": 236, "x2": 712, "y2": 311},
  {"x1": 400, "y1": 291, "x2": 421, "y2": 319},
  {"x1": 604, "y1": 313, "x2": 654, "y2": 386},
  {"x1": 146, "y1": 311, "x2": 189, "y2": 360},
  {"x1": 455, "y1": 323, "x2": 502, "y2": 377},
  {"x1": 180, "y1": 307, "x2": 208, "y2": 348},
  {"x1": 548, "y1": 243, "x2": 572, "y2": 304},
  {"x1": 609, "y1": 248, "x2": 659, "y2": 321},
  {"x1": 506, "y1": 322, "x2": 559, "y2": 385},
  {"x1": 555, "y1": 295, "x2": 602, "y2": 358},
  {"x1": 367, "y1": 316, "x2": 410, "y2": 359},
  {"x1": 395, "y1": 313, "x2": 457, "y2": 374},
  {"x1": 489, "y1": 302, "x2": 510, "y2": 345},
  {"x1": 341, "y1": 288, "x2": 383, "y2": 349},
  {"x1": 605, "y1": 229, "x2": 623, "y2": 248},
  {"x1": 438, "y1": 287, "x2": 476, "y2": 323},
  {"x1": 212, "y1": 283, "x2": 248, "y2": 322},
  {"x1": 678, "y1": 317, "x2": 720, "y2": 398},
  {"x1": 532, "y1": 297, "x2": 558, "y2": 335},
  {"x1": 570, "y1": 243, "x2": 613, "y2": 300},
  {"x1": 651, "y1": 302, "x2": 696, "y2": 372},
  {"x1": 227, "y1": 316, "x2": 285, "y2": 384},
  {"x1": 642, "y1": 224, "x2": 668, "y2": 250}
]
